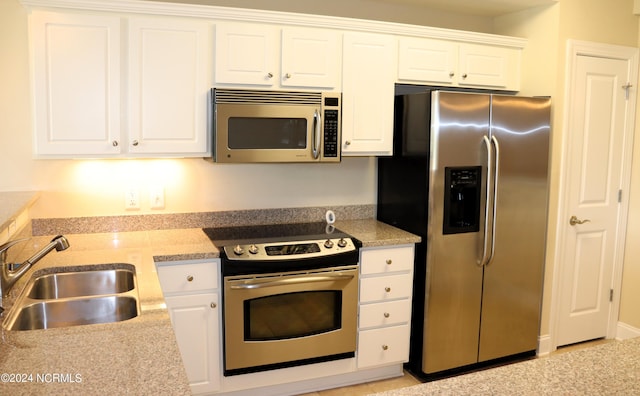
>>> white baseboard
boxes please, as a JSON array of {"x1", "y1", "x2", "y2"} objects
[
  {"x1": 616, "y1": 322, "x2": 640, "y2": 340},
  {"x1": 537, "y1": 334, "x2": 552, "y2": 356}
]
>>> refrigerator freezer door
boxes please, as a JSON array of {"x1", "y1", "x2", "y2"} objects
[
  {"x1": 478, "y1": 95, "x2": 551, "y2": 362},
  {"x1": 422, "y1": 91, "x2": 491, "y2": 374}
]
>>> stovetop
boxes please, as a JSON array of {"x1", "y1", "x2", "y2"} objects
[
  {"x1": 202, "y1": 222, "x2": 350, "y2": 247},
  {"x1": 203, "y1": 222, "x2": 361, "y2": 275}
]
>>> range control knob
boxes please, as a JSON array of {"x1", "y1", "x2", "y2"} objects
[
  {"x1": 324, "y1": 239, "x2": 334, "y2": 249},
  {"x1": 337, "y1": 238, "x2": 348, "y2": 248},
  {"x1": 248, "y1": 244, "x2": 259, "y2": 255},
  {"x1": 233, "y1": 245, "x2": 244, "y2": 255}
]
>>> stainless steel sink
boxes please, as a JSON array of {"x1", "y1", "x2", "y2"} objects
[
  {"x1": 2, "y1": 264, "x2": 139, "y2": 331},
  {"x1": 27, "y1": 269, "x2": 135, "y2": 299},
  {"x1": 6, "y1": 296, "x2": 138, "y2": 331}
]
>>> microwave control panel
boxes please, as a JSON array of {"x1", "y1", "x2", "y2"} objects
[
  {"x1": 322, "y1": 95, "x2": 341, "y2": 159},
  {"x1": 323, "y1": 109, "x2": 339, "y2": 157}
]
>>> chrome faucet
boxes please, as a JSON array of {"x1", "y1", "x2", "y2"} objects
[{"x1": 0, "y1": 235, "x2": 70, "y2": 311}]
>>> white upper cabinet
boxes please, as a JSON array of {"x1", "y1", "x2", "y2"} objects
[
  {"x1": 29, "y1": 11, "x2": 212, "y2": 158},
  {"x1": 342, "y1": 32, "x2": 397, "y2": 156},
  {"x1": 128, "y1": 16, "x2": 212, "y2": 156},
  {"x1": 398, "y1": 37, "x2": 521, "y2": 91},
  {"x1": 215, "y1": 22, "x2": 341, "y2": 89},
  {"x1": 214, "y1": 23, "x2": 278, "y2": 86},
  {"x1": 30, "y1": 11, "x2": 122, "y2": 156}
]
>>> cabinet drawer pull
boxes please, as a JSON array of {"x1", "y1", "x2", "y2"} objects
[
  {"x1": 384, "y1": 312, "x2": 390, "y2": 318},
  {"x1": 385, "y1": 287, "x2": 391, "y2": 293},
  {"x1": 386, "y1": 259, "x2": 392, "y2": 265},
  {"x1": 211, "y1": 302, "x2": 217, "y2": 309},
  {"x1": 382, "y1": 345, "x2": 389, "y2": 351},
  {"x1": 187, "y1": 275, "x2": 194, "y2": 282}
]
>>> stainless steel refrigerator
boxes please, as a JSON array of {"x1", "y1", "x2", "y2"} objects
[{"x1": 377, "y1": 90, "x2": 551, "y2": 377}]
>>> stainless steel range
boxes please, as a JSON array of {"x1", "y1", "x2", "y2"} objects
[{"x1": 202, "y1": 222, "x2": 361, "y2": 376}]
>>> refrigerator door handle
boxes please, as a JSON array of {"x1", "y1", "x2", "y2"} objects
[
  {"x1": 488, "y1": 135, "x2": 500, "y2": 266},
  {"x1": 479, "y1": 135, "x2": 493, "y2": 267}
]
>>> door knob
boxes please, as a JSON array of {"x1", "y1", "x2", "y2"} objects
[{"x1": 569, "y1": 215, "x2": 591, "y2": 226}]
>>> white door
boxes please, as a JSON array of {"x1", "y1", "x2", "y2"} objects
[
  {"x1": 281, "y1": 27, "x2": 341, "y2": 89},
  {"x1": 555, "y1": 49, "x2": 637, "y2": 346},
  {"x1": 30, "y1": 11, "x2": 122, "y2": 156},
  {"x1": 341, "y1": 32, "x2": 397, "y2": 156},
  {"x1": 128, "y1": 17, "x2": 212, "y2": 156}
]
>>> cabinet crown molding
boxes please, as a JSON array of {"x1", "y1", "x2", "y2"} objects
[{"x1": 20, "y1": 0, "x2": 526, "y2": 48}]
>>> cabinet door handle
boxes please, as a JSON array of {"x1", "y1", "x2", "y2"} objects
[
  {"x1": 462, "y1": 73, "x2": 468, "y2": 79},
  {"x1": 284, "y1": 73, "x2": 292, "y2": 79},
  {"x1": 112, "y1": 140, "x2": 119, "y2": 147},
  {"x1": 449, "y1": 71, "x2": 455, "y2": 78},
  {"x1": 267, "y1": 72, "x2": 273, "y2": 79},
  {"x1": 386, "y1": 259, "x2": 392, "y2": 265},
  {"x1": 385, "y1": 287, "x2": 391, "y2": 293},
  {"x1": 383, "y1": 312, "x2": 390, "y2": 318},
  {"x1": 382, "y1": 345, "x2": 389, "y2": 351},
  {"x1": 210, "y1": 302, "x2": 217, "y2": 309},
  {"x1": 132, "y1": 140, "x2": 139, "y2": 146},
  {"x1": 187, "y1": 275, "x2": 194, "y2": 282}
]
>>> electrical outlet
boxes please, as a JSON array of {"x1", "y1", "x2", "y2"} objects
[
  {"x1": 125, "y1": 188, "x2": 140, "y2": 210},
  {"x1": 150, "y1": 187, "x2": 165, "y2": 210}
]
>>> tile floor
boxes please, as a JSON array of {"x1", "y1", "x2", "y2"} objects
[{"x1": 300, "y1": 339, "x2": 611, "y2": 396}]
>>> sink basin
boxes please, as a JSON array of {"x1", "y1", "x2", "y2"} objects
[
  {"x1": 5, "y1": 296, "x2": 138, "y2": 331},
  {"x1": 2, "y1": 264, "x2": 140, "y2": 331},
  {"x1": 27, "y1": 269, "x2": 135, "y2": 299}
]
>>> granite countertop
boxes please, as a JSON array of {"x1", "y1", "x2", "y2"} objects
[{"x1": 0, "y1": 219, "x2": 419, "y2": 395}]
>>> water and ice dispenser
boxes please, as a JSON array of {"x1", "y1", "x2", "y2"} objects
[{"x1": 443, "y1": 167, "x2": 481, "y2": 234}]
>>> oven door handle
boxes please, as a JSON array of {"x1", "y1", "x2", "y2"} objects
[{"x1": 229, "y1": 274, "x2": 354, "y2": 290}]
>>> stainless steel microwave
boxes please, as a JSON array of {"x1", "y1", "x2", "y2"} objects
[{"x1": 211, "y1": 88, "x2": 341, "y2": 163}]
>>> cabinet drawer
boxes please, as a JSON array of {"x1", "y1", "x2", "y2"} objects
[
  {"x1": 357, "y1": 324, "x2": 410, "y2": 368},
  {"x1": 359, "y1": 299, "x2": 411, "y2": 329},
  {"x1": 157, "y1": 261, "x2": 218, "y2": 293},
  {"x1": 360, "y1": 246, "x2": 414, "y2": 275},
  {"x1": 360, "y1": 273, "x2": 413, "y2": 303}
]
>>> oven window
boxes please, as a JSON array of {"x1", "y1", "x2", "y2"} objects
[
  {"x1": 228, "y1": 117, "x2": 308, "y2": 149},
  {"x1": 244, "y1": 291, "x2": 342, "y2": 340}
]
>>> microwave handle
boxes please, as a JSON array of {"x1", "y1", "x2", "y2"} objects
[{"x1": 312, "y1": 109, "x2": 321, "y2": 159}]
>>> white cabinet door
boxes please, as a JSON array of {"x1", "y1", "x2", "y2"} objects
[
  {"x1": 215, "y1": 23, "x2": 341, "y2": 89},
  {"x1": 281, "y1": 28, "x2": 341, "y2": 88},
  {"x1": 128, "y1": 17, "x2": 212, "y2": 156},
  {"x1": 398, "y1": 37, "x2": 521, "y2": 91},
  {"x1": 30, "y1": 11, "x2": 122, "y2": 156},
  {"x1": 458, "y1": 43, "x2": 518, "y2": 89},
  {"x1": 165, "y1": 293, "x2": 220, "y2": 395},
  {"x1": 342, "y1": 32, "x2": 397, "y2": 156},
  {"x1": 398, "y1": 37, "x2": 457, "y2": 85},
  {"x1": 214, "y1": 22, "x2": 279, "y2": 86}
]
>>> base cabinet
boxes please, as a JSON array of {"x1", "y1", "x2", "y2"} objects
[
  {"x1": 156, "y1": 260, "x2": 221, "y2": 395},
  {"x1": 357, "y1": 244, "x2": 414, "y2": 369}
]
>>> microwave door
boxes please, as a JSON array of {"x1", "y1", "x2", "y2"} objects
[{"x1": 215, "y1": 103, "x2": 318, "y2": 163}]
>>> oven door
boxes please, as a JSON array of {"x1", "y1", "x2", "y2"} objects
[
  {"x1": 223, "y1": 265, "x2": 358, "y2": 375},
  {"x1": 215, "y1": 102, "x2": 321, "y2": 163}
]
